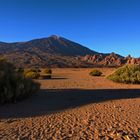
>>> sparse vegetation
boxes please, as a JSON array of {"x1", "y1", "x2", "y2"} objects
[
  {"x1": 89, "y1": 69, "x2": 102, "y2": 76},
  {"x1": 0, "y1": 59, "x2": 40, "y2": 104},
  {"x1": 38, "y1": 68, "x2": 52, "y2": 79},
  {"x1": 43, "y1": 68, "x2": 52, "y2": 74},
  {"x1": 24, "y1": 71, "x2": 40, "y2": 79},
  {"x1": 24, "y1": 69, "x2": 40, "y2": 79},
  {"x1": 107, "y1": 65, "x2": 140, "y2": 84}
]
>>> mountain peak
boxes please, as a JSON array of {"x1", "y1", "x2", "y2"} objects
[
  {"x1": 0, "y1": 35, "x2": 96, "y2": 56},
  {"x1": 50, "y1": 35, "x2": 60, "y2": 39},
  {"x1": 0, "y1": 35, "x2": 139, "y2": 67}
]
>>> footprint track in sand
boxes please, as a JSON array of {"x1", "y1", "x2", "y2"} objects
[{"x1": 0, "y1": 68, "x2": 140, "y2": 139}]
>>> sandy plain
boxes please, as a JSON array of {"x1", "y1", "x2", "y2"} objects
[{"x1": 0, "y1": 68, "x2": 140, "y2": 139}]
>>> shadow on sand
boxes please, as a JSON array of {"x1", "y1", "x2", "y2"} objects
[
  {"x1": 0, "y1": 88, "x2": 140, "y2": 119},
  {"x1": 50, "y1": 77, "x2": 68, "y2": 80}
]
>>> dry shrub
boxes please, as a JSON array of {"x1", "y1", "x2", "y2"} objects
[
  {"x1": 24, "y1": 69, "x2": 40, "y2": 79},
  {"x1": 89, "y1": 69, "x2": 102, "y2": 76},
  {"x1": 43, "y1": 68, "x2": 52, "y2": 74},
  {"x1": 107, "y1": 65, "x2": 140, "y2": 84},
  {"x1": 0, "y1": 59, "x2": 40, "y2": 104}
]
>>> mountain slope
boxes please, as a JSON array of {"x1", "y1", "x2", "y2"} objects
[
  {"x1": 0, "y1": 35, "x2": 97, "y2": 56},
  {"x1": 0, "y1": 35, "x2": 98, "y2": 67},
  {"x1": 0, "y1": 35, "x2": 139, "y2": 68}
]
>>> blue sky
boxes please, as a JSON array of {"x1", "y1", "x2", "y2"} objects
[{"x1": 0, "y1": 0, "x2": 140, "y2": 57}]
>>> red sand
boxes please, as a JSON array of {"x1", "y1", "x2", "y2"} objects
[{"x1": 0, "y1": 68, "x2": 140, "y2": 139}]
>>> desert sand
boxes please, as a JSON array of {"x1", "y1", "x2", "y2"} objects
[{"x1": 0, "y1": 68, "x2": 140, "y2": 139}]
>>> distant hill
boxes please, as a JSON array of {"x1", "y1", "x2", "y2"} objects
[{"x1": 0, "y1": 35, "x2": 139, "y2": 67}]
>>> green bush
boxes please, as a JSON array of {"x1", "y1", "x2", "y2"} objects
[
  {"x1": 43, "y1": 68, "x2": 52, "y2": 74},
  {"x1": 24, "y1": 71, "x2": 40, "y2": 79},
  {"x1": 24, "y1": 69, "x2": 40, "y2": 79},
  {"x1": 0, "y1": 59, "x2": 40, "y2": 104},
  {"x1": 89, "y1": 69, "x2": 102, "y2": 76},
  {"x1": 107, "y1": 65, "x2": 140, "y2": 84}
]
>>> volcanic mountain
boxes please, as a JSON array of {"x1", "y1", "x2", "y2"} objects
[
  {"x1": 0, "y1": 35, "x2": 139, "y2": 67},
  {"x1": 0, "y1": 35, "x2": 98, "y2": 67},
  {"x1": 0, "y1": 35, "x2": 97, "y2": 55}
]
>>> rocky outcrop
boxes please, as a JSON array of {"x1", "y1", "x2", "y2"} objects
[
  {"x1": 127, "y1": 57, "x2": 140, "y2": 65},
  {"x1": 79, "y1": 53, "x2": 140, "y2": 67},
  {"x1": 0, "y1": 35, "x2": 139, "y2": 67}
]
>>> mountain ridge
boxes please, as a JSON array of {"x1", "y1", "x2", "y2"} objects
[
  {"x1": 0, "y1": 35, "x2": 98, "y2": 56},
  {"x1": 0, "y1": 35, "x2": 139, "y2": 68}
]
